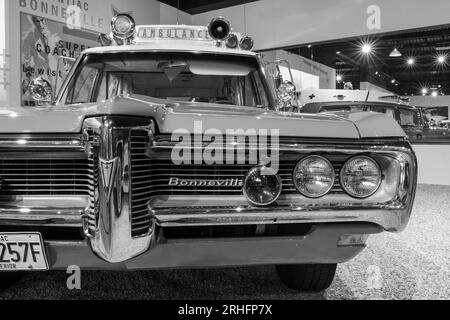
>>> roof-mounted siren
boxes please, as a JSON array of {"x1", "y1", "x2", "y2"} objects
[
  {"x1": 208, "y1": 17, "x2": 232, "y2": 46},
  {"x1": 98, "y1": 13, "x2": 136, "y2": 46},
  {"x1": 111, "y1": 14, "x2": 136, "y2": 45}
]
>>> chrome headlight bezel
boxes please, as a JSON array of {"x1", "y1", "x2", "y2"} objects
[
  {"x1": 243, "y1": 166, "x2": 283, "y2": 206},
  {"x1": 292, "y1": 155, "x2": 336, "y2": 199},
  {"x1": 340, "y1": 155, "x2": 383, "y2": 199}
]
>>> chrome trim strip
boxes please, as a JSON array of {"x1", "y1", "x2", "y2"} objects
[
  {"x1": 151, "y1": 141, "x2": 413, "y2": 154},
  {"x1": 0, "y1": 214, "x2": 82, "y2": 227},
  {"x1": 0, "y1": 196, "x2": 88, "y2": 227},
  {"x1": 0, "y1": 135, "x2": 84, "y2": 150},
  {"x1": 154, "y1": 207, "x2": 406, "y2": 232}
]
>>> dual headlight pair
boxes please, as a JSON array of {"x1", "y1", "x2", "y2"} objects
[
  {"x1": 243, "y1": 155, "x2": 382, "y2": 206},
  {"x1": 294, "y1": 155, "x2": 382, "y2": 199}
]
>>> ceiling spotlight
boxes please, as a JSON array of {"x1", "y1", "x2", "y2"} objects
[
  {"x1": 422, "y1": 88, "x2": 429, "y2": 95},
  {"x1": 407, "y1": 58, "x2": 415, "y2": 66},
  {"x1": 391, "y1": 79, "x2": 396, "y2": 84},
  {"x1": 389, "y1": 48, "x2": 402, "y2": 57},
  {"x1": 336, "y1": 75, "x2": 343, "y2": 82},
  {"x1": 336, "y1": 51, "x2": 341, "y2": 55},
  {"x1": 438, "y1": 55, "x2": 446, "y2": 64},
  {"x1": 362, "y1": 44, "x2": 372, "y2": 54},
  {"x1": 308, "y1": 45, "x2": 312, "y2": 48}
]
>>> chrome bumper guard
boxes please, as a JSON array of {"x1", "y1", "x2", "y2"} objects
[
  {"x1": 45, "y1": 223, "x2": 382, "y2": 270},
  {"x1": 150, "y1": 194, "x2": 412, "y2": 232}
]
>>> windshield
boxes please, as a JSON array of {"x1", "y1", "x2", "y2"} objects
[{"x1": 63, "y1": 52, "x2": 270, "y2": 108}]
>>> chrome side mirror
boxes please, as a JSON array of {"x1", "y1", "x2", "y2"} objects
[{"x1": 29, "y1": 77, "x2": 54, "y2": 105}]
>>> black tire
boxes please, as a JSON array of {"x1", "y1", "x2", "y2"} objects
[
  {"x1": 276, "y1": 264, "x2": 337, "y2": 292},
  {"x1": 0, "y1": 273, "x2": 23, "y2": 291}
]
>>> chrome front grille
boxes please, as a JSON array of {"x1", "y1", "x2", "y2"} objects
[
  {"x1": 130, "y1": 130, "x2": 153, "y2": 237},
  {"x1": 136, "y1": 153, "x2": 346, "y2": 198},
  {"x1": 85, "y1": 130, "x2": 99, "y2": 238},
  {"x1": 0, "y1": 158, "x2": 91, "y2": 196}
]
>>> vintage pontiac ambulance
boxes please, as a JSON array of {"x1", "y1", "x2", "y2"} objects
[{"x1": 0, "y1": 14, "x2": 417, "y2": 292}]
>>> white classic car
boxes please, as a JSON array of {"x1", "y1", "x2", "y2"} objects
[
  {"x1": 0, "y1": 14, "x2": 417, "y2": 292},
  {"x1": 300, "y1": 89, "x2": 450, "y2": 143}
]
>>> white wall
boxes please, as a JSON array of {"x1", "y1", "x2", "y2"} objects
[
  {"x1": 192, "y1": 0, "x2": 450, "y2": 51},
  {"x1": 414, "y1": 145, "x2": 450, "y2": 186},
  {"x1": 410, "y1": 95, "x2": 450, "y2": 108},
  {"x1": 159, "y1": 3, "x2": 192, "y2": 25},
  {"x1": 262, "y1": 50, "x2": 336, "y2": 90},
  {"x1": 360, "y1": 81, "x2": 393, "y2": 94},
  {"x1": 401, "y1": 94, "x2": 450, "y2": 185}
]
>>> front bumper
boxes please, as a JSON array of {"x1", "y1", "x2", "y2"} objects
[{"x1": 44, "y1": 223, "x2": 381, "y2": 270}]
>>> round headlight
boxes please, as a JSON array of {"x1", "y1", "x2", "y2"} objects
[
  {"x1": 340, "y1": 156, "x2": 382, "y2": 199},
  {"x1": 111, "y1": 14, "x2": 136, "y2": 40},
  {"x1": 243, "y1": 167, "x2": 282, "y2": 206},
  {"x1": 293, "y1": 156, "x2": 335, "y2": 198}
]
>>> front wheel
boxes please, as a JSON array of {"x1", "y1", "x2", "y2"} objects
[
  {"x1": 0, "y1": 273, "x2": 23, "y2": 292},
  {"x1": 276, "y1": 264, "x2": 337, "y2": 292}
]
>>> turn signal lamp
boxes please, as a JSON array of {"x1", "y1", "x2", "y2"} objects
[
  {"x1": 239, "y1": 36, "x2": 254, "y2": 51},
  {"x1": 226, "y1": 34, "x2": 239, "y2": 49}
]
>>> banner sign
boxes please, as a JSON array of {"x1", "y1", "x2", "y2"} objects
[{"x1": 20, "y1": 12, "x2": 98, "y2": 106}]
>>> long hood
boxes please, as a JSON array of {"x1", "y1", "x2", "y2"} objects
[{"x1": 0, "y1": 95, "x2": 405, "y2": 139}]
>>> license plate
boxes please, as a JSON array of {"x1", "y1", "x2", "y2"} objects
[{"x1": 0, "y1": 233, "x2": 49, "y2": 271}]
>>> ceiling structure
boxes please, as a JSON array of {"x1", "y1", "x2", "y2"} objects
[
  {"x1": 157, "y1": 0, "x2": 259, "y2": 14},
  {"x1": 157, "y1": 1, "x2": 450, "y2": 96},
  {"x1": 290, "y1": 26, "x2": 450, "y2": 96}
]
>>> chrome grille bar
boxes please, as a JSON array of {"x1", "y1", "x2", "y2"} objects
[
  {"x1": 130, "y1": 130, "x2": 153, "y2": 237},
  {"x1": 0, "y1": 134, "x2": 91, "y2": 229},
  {"x1": 128, "y1": 157, "x2": 345, "y2": 198},
  {"x1": 0, "y1": 159, "x2": 91, "y2": 196}
]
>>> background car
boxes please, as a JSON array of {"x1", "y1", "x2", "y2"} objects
[{"x1": 300, "y1": 89, "x2": 450, "y2": 143}]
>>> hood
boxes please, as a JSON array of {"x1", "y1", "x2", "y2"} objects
[{"x1": 0, "y1": 95, "x2": 405, "y2": 139}]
